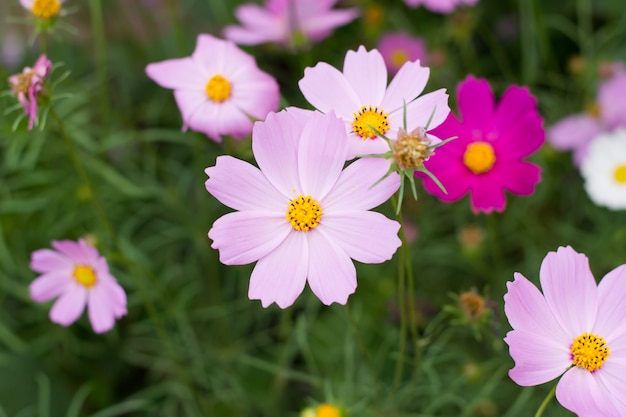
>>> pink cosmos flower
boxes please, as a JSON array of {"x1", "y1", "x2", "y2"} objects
[
  {"x1": 29, "y1": 239, "x2": 127, "y2": 334},
  {"x1": 20, "y1": 0, "x2": 65, "y2": 19},
  {"x1": 377, "y1": 32, "x2": 428, "y2": 75},
  {"x1": 205, "y1": 108, "x2": 401, "y2": 308},
  {"x1": 419, "y1": 75, "x2": 544, "y2": 214},
  {"x1": 223, "y1": 0, "x2": 359, "y2": 47},
  {"x1": 504, "y1": 246, "x2": 626, "y2": 416},
  {"x1": 549, "y1": 72, "x2": 626, "y2": 166},
  {"x1": 8, "y1": 54, "x2": 52, "y2": 130},
  {"x1": 298, "y1": 45, "x2": 449, "y2": 160},
  {"x1": 404, "y1": 0, "x2": 478, "y2": 13},
  {"x1": 145, "y1": 34, "x2": 280, "y2": 142}
]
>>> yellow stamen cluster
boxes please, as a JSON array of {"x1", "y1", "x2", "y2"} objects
[
  {"x1": 458, "y1": 290, "x2": 486, "y2": 321},
  {"x1": 352, "y1": 105, "x2": 389, "y2": 139},
  {"x1": 286, "y1": 195, "x2": 322, "y2": 232},
  {"x1": 391, "y1": 50, "x2": 409, "y2": 67},
  {"x1": 570, "y1": 332, "x2": 610, "y2": 372},
  {"x1": 205, "y1": 74, "x2": 232, "y2": 102},
  {"x1": 316, "y1": 404, "x2": 342, "y2": 417},
  {"x1": 613, "y1": 165, "x2": 626, "y2": 184},
  {"x1": 73, "y1": 265, "x2": 98, "y2": 288},
  {"x1": 393, "y1": 127, "x2": 432, "y2": 170},
  {"x1": 463, "y1": 142, "x2": 496, "y2": 174},
  {"x1": 31, "y1": 0, "x2": 61, "y2": 19},
  {"x1": 11, "y1": 72, "x2": 34, "y2": 94}
]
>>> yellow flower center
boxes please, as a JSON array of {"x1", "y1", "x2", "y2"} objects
[
  {"x1": 205, "y1": 74, "x2": 231, "y2": 102},
  {"x1": 352, "y1": 105, "x2": 390, "y2": 140},
  {"x1": 73, "y1": 265, "x2": 97, "y2": 288},
  {"x1": 393, "y1": 127, "x2": 431, "y2": 169},
  {"x1": 391, "y1": 50, "x2": 409, "y2": 67},
  {"x1": 585, "y1": 102, "x2": 601, "y2": 118},
  {"x1": 31, "y1": 0, "x2": 61, "y2": 19},
  {"x1": 570, "y1": 332, "x2": 610, "y2": 372},
  {"x1": 316, "y1": 404, "x2": 341, "y2": 417},
  {"x1": 613, "y1": 164, "x2": 626, "y2": 184},
  {"x1": 463, "y1": 142, "x2": 496, "y2": 174},
  {"x1": 286, "y1": 195, "x2": 322, "y2": 232}
]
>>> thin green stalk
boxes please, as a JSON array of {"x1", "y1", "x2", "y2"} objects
[
  {"x1": 397, "y1": 214, "x2": 420, "y2": 370},
  {"x1": 88, "y1": 0, "x2": 110, "y2": 123},
  {"x1": 345, "y1": 304, "x2": 379, "y2": 394},
  {"x1": 392, "y1": 195, "x2": 408, "y2": 391},
  {"x1": 534, "y1": 385, "x2": 556, "y2": 417}
]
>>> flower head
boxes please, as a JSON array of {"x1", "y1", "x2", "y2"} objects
[
  {"x1": 29, "y1": 239, "x2": 127, "y2": 333},
  {"x1": 145, "y1": 34, "x2": 280, "y2": 142},
  {"x1": 298, "y1": 45, "x2": 449, "y2": 160},
  {"x1": 504, "y1": 246, "x2": 626, "y2": 416},
  {"x1": 403, "y1": 0, "x2": 478, "y2": 13},
  {"x1": 377, "y1": 32, "x2": 428, "y2": 75},
  {"x1": 8, "y1": 54, "x2": 52, "y2": 130},
  {"x1": 580, "y1": 129, "x2": 626, "y2": 210},
  {"x1": 419, "y1": 75, "x2": 544, "y2": 214},
  {"x1": 223, "y1": 0, "x2": 359, "y2": 48},
  {"x1": 20, "y1": 0, "x2": 65, "y2": 19},
  {"x1": 205, "y1": 108, "x2": 401, "y2": 308}
]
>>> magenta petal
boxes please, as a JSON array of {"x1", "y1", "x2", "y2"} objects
[
  {"x1": 29, "y1": 271, "x2": 70, "y2": 303},
  {"x1": 205, "y1": 155, "x2": 287, "y2": 212},
  {"x1": 381, "y1": 60, "x2": 430, "y2": 111},
  {"x1": 539, "y1": 246, "x2": 598, "y2": 336},
  {"x1": 306, "y1": 231, "x2": 356, "y2": 305},
  {"x1": 492, "y1": 85, "x2": 538, "y2": 134},
  {"x1": 299, "y1": 63, "x2": 360, "y2": 119},
  {"x1": 88, "y1": 286, "x2": 117, "y2": 333},
  {"x1": 595, "y1": 265, "x2": 626, "y2": 341},
  {"x1": 420, "y1": 152, "x2": 470, "y2": 201},
  {"x1": 343, "y1": 46, "x2": 387, "y2": 106},
  {"x1": 499, "y1": 161, "x2": 541, "y2": 196},
  {"x1": 468, "y1": 178, "x2": 506, "y2": 213},
  {"x1": 397, "y1": 89, "x2": 450, "y2": 132},
  {"x1": 49, "y1": 284, "x2": 87, "y2": 326},
  {"x1": 30, "y1": 249, "x2": 72, "y2": 273},
  {"x1": 209, "y1": 211, "x2": 291, "y2": 265},
  {"x1": 145, "y1": 58, "x2": 206, "y2": 90},
  {"x1": 320, "y1": 211, "x2": 400, "y2": 263},
  {"x1": 495, "y1": 110, "x2": 545, "y2": 160},
  {"x1": 248, "y1": 232, "x2": 308, "y2": 308},
  {"x1": 456, "y1": 76, "x2": 495, "y2": 130}
]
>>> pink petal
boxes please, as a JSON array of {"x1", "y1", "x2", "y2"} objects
[
  {"x1": 173, "y1": 89, "x2": 207, "y2": 129},
  {"x1": 556, "y1": 367, "x2": 626, "y2": 417},
  {"x1": 145, "y1": 57, "x2": 206, "y2": 90},
  {"x1": 498, "y1": 161, "x2": 542, "y2": 196},
  {"x1": 191, "y1": 34, "x2": 232, "y2": 75},
  {"x1": 322, "y1": 157, "x2": 399, "y2": 211},
  {"x1": 598, "y1": 73, "x2": 626, "y2": 130},
  {"x1": 301, "y1": 8, "x2": 359, "y2": 41},
  {"x1": 20, "y1": 0, "x2": 33, "y2": 9},
  {"x1": 595, "y1": 265, "x2": 626, "y2": 342},
  {"x1": 205, "y1": 155, "x2": 287, "y2": 212},
  {"x1": 457, "y1": 76, "x2": 495, "y2": 130},
  {"x1": 320, "y1": 211, "x2": 400, "y2": 263},
  {"x1": 419, "y1": 152, "x2": 471, "y2": 200},
  {"x1": 88, "y1": 285, "x2": 117, "y2": 333},
  {"x1": 49, "y1": 284, "x2": 87, "y2": 327},
  {"x1": 248, "y1": 231, "x2": 308, "y2": 308},
  {"x1": 223, "y1": 5, "x2": 286, "y2": 45},
  {"x1": 298, "y1": 111, "x2": 347, "y2": 198},
  {"x1": 492, "y1": 85, "x2": 538, "y2": 135},
  {"x1": 548, "y1": 115, "x2": 600, "y2": 166},
  {"x1": 468, "y1": 177, "x2": 507, "y2": 213},
  {"x1": 186, "y1": 100, "x2": 253, "y2": 141},
  {"x1": 306, "y1": 231, "x2": 356, "y2": 305},
  {"x1": 394, "y1": 88, "x2": 450, "y2": 132},
  {"x1": 342, "y1": 46, "x2": 387, "y2": 107},
  {"x1": 345, "y1": 133, "x2": 392, "y2": 160},
  {"x1": 52, "y1": 240, "x2": 99, "y2": 265},
  {"x1": 494, "y1": 110, "x2": 545, "y2": 160},
  {"x1": 299, "y1": 62, "x2": 360, "y2": 119},
  {"x1": 539, "y1": 246, "x2": 598, "y2": 337},
  {"x1": 209, "y1": 211, "x2": 291, "y2": 265},
  {"x1": 230, "y1": 72, "x2": 280, "y2": 121},
  {"x1": 505, "y1": 329, "x2": 570, "y2": 386},
  {"x1": 30, "y1": 249, "x2": 72, "y2": 273},
  {"x1": 29, "y1": 271, "x2": 70, "y2": 303},
  {"x1": 103, "y1": 279, "x2": 128, "y2": 319},
  {"x1": 380, "y1": 60, "x2": 430, "y2": 111}
]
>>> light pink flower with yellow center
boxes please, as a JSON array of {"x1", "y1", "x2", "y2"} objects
[
  {"x1": 205, "y1": 108, "x2": 401, "y2": 308},
  {"x1": 298, "y1": 45, "x2": 449, "y2": 160},
  {"x1": 29, "y1": 239, "x2": 127, "y2": 334},
  {"x1": 8, "y1": 54, "x2": 51, "y2": 130},
  {"x1": 377, "y1": 32, "x2": 428, "y2": 75},
  {"x1": 20, "y1": 0, "x2": 65, "y2": 19},
  {"x1": 145, "y1": 34, "x2": 280, "y2": 142}
]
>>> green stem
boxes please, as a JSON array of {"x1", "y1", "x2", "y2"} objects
[
  {"x1": 534, "y1": 385, "x2": 556, "y2": 417},
  {"x1": 88, "y1": 0, "x2": 110, "y2": 123},
  {"x1": 392, "y1": 195, "x2": 407, "y2": 390},
  {"x1": 398, "y1": 214, "x2": 420, "y2": 368}
]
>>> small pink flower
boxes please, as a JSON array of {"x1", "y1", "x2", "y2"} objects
[
  {"x1": 419, "y1": 75, "x2": 544, "y2": 214},
  {"x1": 298, "y1": 45, "x2": 449, "y2": 160},
  {"x1": 504, "y1": 246, "x2": 626, "y2": 416},
  {"x1": 377, "y1": 32, "x2": 428, "y2": 75},
  {"x1": 29, "y1": 239, "x2": 127, "y2": 333},
  {"x1": 8, "y1": 54, "x2": 51, "y2": 130},
  {"x1": 205, "y1": 108, "x2": 401, "y2": 308},
  {"x1": 223, "y1": 0, "x2": 359, "y2": 47},
  {"x1": 404, "y1": 0, "x2": 478, "y2": 13},
  {"x1": 145, "y1": 34, "x2": 280, "y2": 142},
  {"x1": 20, "y1": 0, "x2": 65, "y2": 19}
]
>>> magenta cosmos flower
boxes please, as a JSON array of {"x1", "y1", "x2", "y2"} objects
[
  {"x1": 223, "y1": 0, "x2": 359, "y2": 47},
  {"x1": 20, "y1": 0, "x2": 65, "y2": 19},
  {"x1": 420, "y1": 75, "x2": 544, "y2": 213},
  {"x1": 404, "y1": 0, "x2": 478, "y2": 13},
  {"x1": 205, "y1": 109, "x2": 401, "y2": 308},
  {"x1": 29, "y1": 239, "x2": 127, "y2": 333},
  {"x1": 299, "y1": 46, "x2": 449, "y2": 160},
  {"x1": 504, "y1": 246, "x2": 626, "y2": 416},
  {"x1": 8, "y1": 54, "x2": 51, "y2": 130},
  {"x1": 377, "y1": 32, "x2": 428, "y2": 75},
  {"x1": 549, "y1": 72, "x2": 626, "y2": 166},
  {"x1": 145, "y1": 34, "x2": 280, "y2": 142}
]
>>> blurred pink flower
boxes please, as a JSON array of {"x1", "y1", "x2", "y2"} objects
[
  {"x1": 549, "y1": 72, "x2": 626, "y2": 166},
  {"x1": 420, "y1": 75, "x2": 544, "y2": 214},
  {"x1": 404, "y1": 0, "x2": 478, "y2": 13},
  {"x1": 145, "y1": 34, "x2": 280, "y2": 142},
  {"x1": 504, "y1": 246, "x2": 626, "y2": 416},
  {"x1": 205, "y1": 109, "x2": 401, "y2": 308},
  {"x1": 8, "y1": 54, "x2": 51, "y2": 130},
  {"x1": 29, "y1": 239, "x2": 127, "y2": 334},
  {"x1": 20, "y1": 0, "x2": 65, "y2": 19},
  {"x1": 1, "y1": 31, "x2": 26, "y2": 69},
  {"x1": 298, "y1": 45, "x2": 449, "y2": 160},
  {"x1": 377, "y1": 32, "x2": 428, "y2": 75},
  {"x1": 223, "y1": 0, "x2": 359, "y2": 47}
]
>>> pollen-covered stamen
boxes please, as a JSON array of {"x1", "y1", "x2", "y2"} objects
[
  {"x1": 31, "y1": 0, "x2": 61, "y2": 18},
  {"x1": 393, "y1": 127, "x2": 432, "y2": 169},
  {"x1": 205, "y1": 74, "x2": 232, "y2": 102},
  {"x1": 391, "y1": 50, "x2": 409, "y2": 67},
  {"x1": 613, "y1": 164, "x2": 626, "y2": 184},
  {"x1": 11, "y1": 72, "x2": 34, "y2": 94},
  {"x1": 352, "y1": 105, "x2": 390, "y2": 140},
  {"x1": 570, "y1": 332, "x2": 610, "y2": 372},
  {"x1": 463, "y1": 141, "x2": 496, "y2": 174},
  {"x1": 286, "y1": 195, "x2": 322, "y2": 232},
  {"x1": 73, "y1": 265, "x2": 97, "y2": 288}
]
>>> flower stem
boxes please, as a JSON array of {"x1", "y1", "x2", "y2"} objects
[{"x1": 534, "y1": 384, "x2": 556, "y2": 417}]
